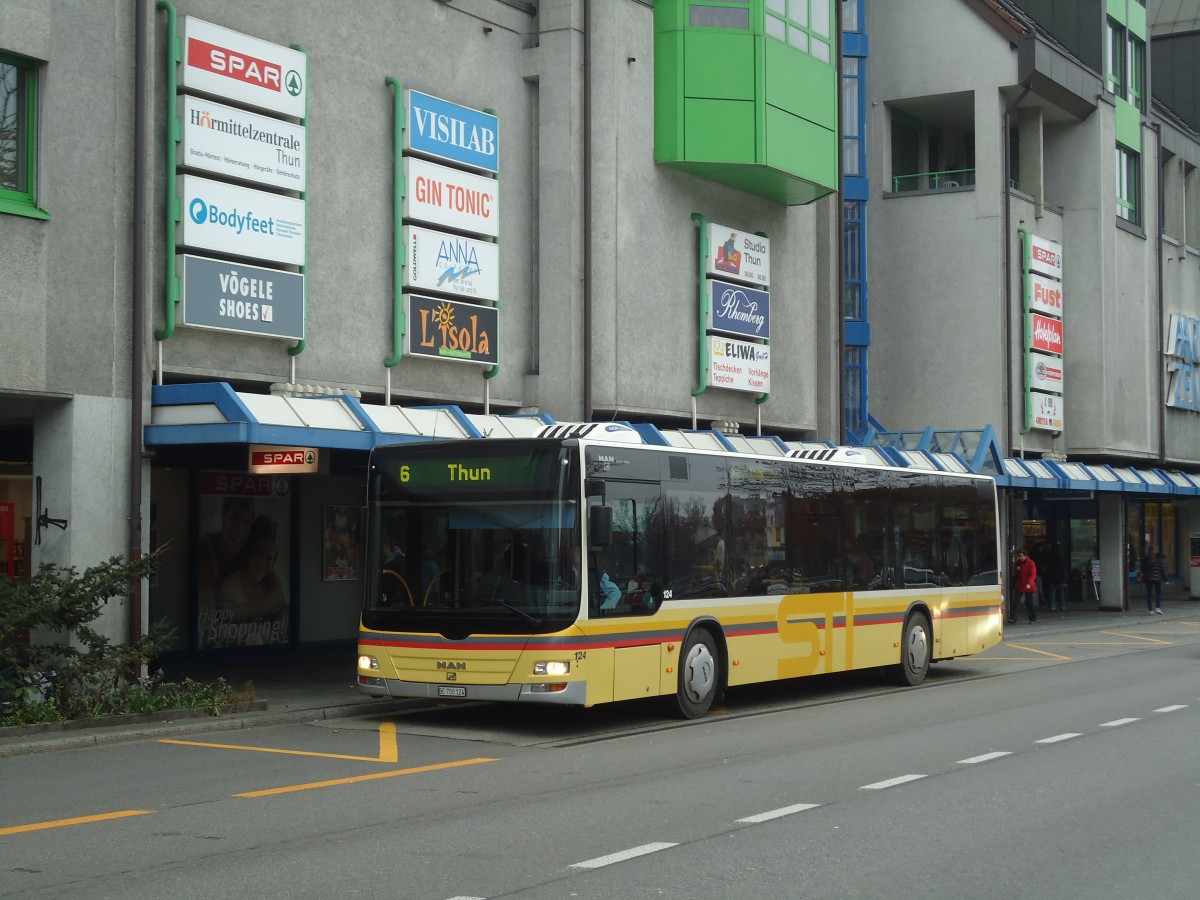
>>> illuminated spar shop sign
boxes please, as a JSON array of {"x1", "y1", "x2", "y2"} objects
[{"x1": 405, "y1": 295, "x2": 498, "y2": 365}]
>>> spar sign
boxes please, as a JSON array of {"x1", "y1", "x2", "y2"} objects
[{"x1": 181, "y1": 18, "x2": 306, "y2": 119}]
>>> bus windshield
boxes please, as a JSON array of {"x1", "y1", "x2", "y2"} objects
[{"x1": 362, "y1": 441, "x2": 580, "y2": 636}]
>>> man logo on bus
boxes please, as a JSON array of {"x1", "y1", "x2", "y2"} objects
[{"x1": 437, "y1": 661, "x2": 467, "y2": 670}]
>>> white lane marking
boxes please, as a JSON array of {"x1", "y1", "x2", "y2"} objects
[
  {"x1": 957, "y1": 751, "x2": 1012, "y2": 765},
  {"x1": 1154, "y1": 704, "x2": 1187, "y2": 713},
  {"x1": 571, "y1": 842, "x2": 678, "y2": 870},
  {"x1": 737, "y1": 803, "x2": 821, "y2": 824},
  {"x1": 1100, "y1": 718, "x2": 1139, "y2": 727},
  {"x1": 1035, "y1": 733, "x2": 1081, "y2": 744},
  {"x1": 860, "y1": 774, "x2": 926, "y2": 790}
]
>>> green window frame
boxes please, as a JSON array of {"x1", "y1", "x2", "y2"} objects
[
  {"x1": 766, "y1": 0, "x2": 834, "y2": 64},
  {"x1": 1116, "y1": 145, "x2": 1139, "y2": 225},
  {"x1": 1106, "y1": 19, "x2": 1125, "y2": 95},
  {"x1": 1126, "y1": 35, "x2": 1145, "y2": 111},
  {"x1": 0, "y1": 50, "x2": 47, "y2": 219}
]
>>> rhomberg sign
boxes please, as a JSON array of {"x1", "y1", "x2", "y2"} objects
[
  {"x1": 182, "y1": 17, "x2": 306, "y2": 119},
  {"x1": 406, "y1": 295, "x2": 498, "y2": 366}
]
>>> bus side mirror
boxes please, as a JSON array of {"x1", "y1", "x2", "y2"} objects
[
  {"x1": 585, "y1": 478, "x2": 606, "y2": 501},
  {"x1": 589, "y1": 505, "x2": 613, "y2": 548}
]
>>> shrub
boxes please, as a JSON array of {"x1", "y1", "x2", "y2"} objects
[{"x1": 0, "y1": 550, "x2": 234, "y2": 725}]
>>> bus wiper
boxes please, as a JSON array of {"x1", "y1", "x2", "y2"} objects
[{"x1": 494, "y1": 597, "x2": 542, "y2": 626}]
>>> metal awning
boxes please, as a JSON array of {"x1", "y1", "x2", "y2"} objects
[
  {"x1": 146, "y1": 384, "x2": 1200, "y2": 497},
  {"x1": 145, "y1": 382, "x2": 553, "y2": 450}
]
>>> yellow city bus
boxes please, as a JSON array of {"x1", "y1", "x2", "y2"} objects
[{"x1": 356, "y1": 424, "x2": 1003, "y2": 718}]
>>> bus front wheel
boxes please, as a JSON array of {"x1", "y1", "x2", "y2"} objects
[
  {"x1": 895, "y1": 611, "x2": 932, "y2": 686},
  {"x1": 675, "y1": 629, "x2": 719, "y2": 719}
]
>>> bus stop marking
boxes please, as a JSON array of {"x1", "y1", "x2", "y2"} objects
[
  {"x1": 0, "y1": 809, "x2": 153, "y2": 837},
  {"x1": 160, "y1": 720, "x2": 400, "y2": 763},
  {"x1": 234, "y1": 757, "x2": 498, "y2": 797}
]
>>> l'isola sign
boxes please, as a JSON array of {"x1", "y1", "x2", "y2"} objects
[{"x1": 405, "y1": 294, "x2": 498, "y2": 366}]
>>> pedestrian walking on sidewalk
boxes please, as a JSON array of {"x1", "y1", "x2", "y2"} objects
[
  {"x1": 1139, "y1": 546, "x2": 1167, "y2": 615},
  {"x1": 1010, "y1": 548, "x2": 1038, "y2": 624},
  {"x1": 1044, "y1": 542, "x2": 1067, "y2": 611}
]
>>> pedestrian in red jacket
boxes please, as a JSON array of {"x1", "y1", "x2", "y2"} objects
[{"x1": 1010, "y1": 548, "x2": 1038, "y2": 625}]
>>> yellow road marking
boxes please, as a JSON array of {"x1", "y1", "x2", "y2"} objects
[
  {"x1": 161, "y1": 738, "x2": 387, "y2": 762},
  {"x1": 1101, "y1": 631, "x2": 1172, "y2": 645},
  {"x1": 378, "y1": 720, "x2": 398, "y2": 763},
  {"x1": 1004, "y1": 643, "x2": 1071, "y2": 660},
  {"x1": 0, "y1": 809, "x2": 152, "y2": 837},
  {"x1": 234, "y1": 757, "x2": 498, "y2": 797},
  {"x1": 162, "y1": 719, "x2": 402, "y2": 763}
]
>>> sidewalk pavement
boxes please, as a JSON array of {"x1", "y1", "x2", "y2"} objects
[{"x1": 3, "y1": 595, "x2": 1196, "y2": 758}]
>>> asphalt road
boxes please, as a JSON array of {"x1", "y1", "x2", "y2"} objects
[{"x1": 2, "y1": 616, "x2": 1199, "y2": 899}]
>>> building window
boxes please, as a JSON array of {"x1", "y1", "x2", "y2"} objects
[
  {"x1": 766, "y1": 0, "x2": 834, "y2": 64},
  {"x1": 1126, "y1": 35, "x2": 1145, "y2": 111},
  {"x1": 1116, "y1": 145, "x2": 1140, "y2": 225},
  {"x1": 842, "y1": 57, "x2": 862, "y2": 176},
  {"x1": 843, "y1": 200, "x2": 864, "y2": 318},
  {"x1": 1106, "y1": 19, "x2": 1125, "y2": 95},
  {"x1": 0, "y1": 51, "x2": 43, "y2": 218}
]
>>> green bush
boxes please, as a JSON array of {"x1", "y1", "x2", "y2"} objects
[{"x1": 0, "y1": 551, "x2": 234, "y2": 726}]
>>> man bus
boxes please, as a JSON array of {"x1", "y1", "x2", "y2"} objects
[{"x1": 356, "y1": 424, "x2": 1003, "y2": 718}]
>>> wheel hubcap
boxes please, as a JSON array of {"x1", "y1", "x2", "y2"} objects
[
  {"x1": 905, "y1": 625, "x2": 929, "y2": 671},
  {"x1": 684, "y1": 642, "x2": 715, "y2": 702}
]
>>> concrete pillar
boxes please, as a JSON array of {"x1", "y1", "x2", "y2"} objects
[
  {"x1": 33, "y1": 395, "x2": 132, "y2": 643},
  {"x1": 1097, "y1": 492, "x2": 1125, "y2": 610}
]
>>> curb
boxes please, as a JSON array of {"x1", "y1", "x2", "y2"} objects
[{"x1": 0, "y1": 697, "x2": 420, "y2": 758}]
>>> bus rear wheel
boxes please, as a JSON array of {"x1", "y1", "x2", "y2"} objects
[
  {"x1": 675, "y1": 629, "x2": 719, "y2": 719},
  {"x1": 895, "y1": 611, "x2": 931, "y2": 686}
]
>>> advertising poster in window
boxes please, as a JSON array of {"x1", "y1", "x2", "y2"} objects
[
  {"x1": 197, "y1": 473, "x2": 291, "y2": 649},
  {"x1": 323, "y1": 505, "x2": 359, "y2": 582}
]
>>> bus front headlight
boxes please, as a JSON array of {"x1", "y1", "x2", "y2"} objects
[
  {"x1": 533, "y1": 660, "x2": 570, "y2": 676},
  {"x1": 359, "y1": 654, "x2": 379, "y2": 671}
]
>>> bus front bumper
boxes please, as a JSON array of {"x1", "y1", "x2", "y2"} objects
[{"x1": 357, "y1": 675, "x2": 588, "y2": 706}]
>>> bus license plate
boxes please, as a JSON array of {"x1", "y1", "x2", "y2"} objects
[{"x1": 437, "y1": 686, "x2": 467, "y2": 698}]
